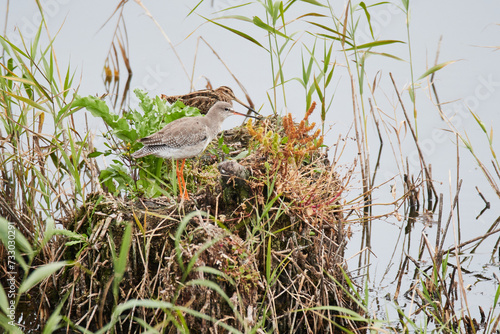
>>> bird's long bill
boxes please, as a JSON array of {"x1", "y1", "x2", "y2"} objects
[
  {"x1": 233, "y1": 110, "x2": 261, "y2": 120},
  {"x1": 233, "y1": 97, "x2": 261, "y2": 116}
]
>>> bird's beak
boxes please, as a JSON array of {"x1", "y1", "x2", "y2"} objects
[
  {"x1": 233, "y1": 97, "x2": 261, "y2": 117},
  {"x1": 233, "y1": 110, "x2": 261, "y2": 120}
]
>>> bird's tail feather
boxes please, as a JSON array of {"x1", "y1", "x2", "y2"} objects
[{"x1": 131, "y1": 147, "x2": 150, "y2": 158}]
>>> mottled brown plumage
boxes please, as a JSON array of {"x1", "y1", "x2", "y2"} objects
[{"x1": 161, "y1": 86, "x2": 257, "y2": 116}]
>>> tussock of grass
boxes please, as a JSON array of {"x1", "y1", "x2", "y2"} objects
[{"x1": 43, "y1": 111, "x2": 361, "y2": 332}]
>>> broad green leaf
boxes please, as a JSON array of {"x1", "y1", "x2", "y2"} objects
[
  {"x1": 88, "y1": 151, "x2": 104, "y2": 158},
  {"x1": 42, "y1": 218, "x2": 86, "y2": 247},
  {"x1": 323, "y1": 43, "x2": 333, "y2": 73},
  {"x1": 41, "y1": 218, "x2": 57, "y2": 247},
  {"x1": 19, "y1": 261, "x2": 69, "y2": 294},
  {"x1": 252, "y1": 16, "x2": 290, "y2": 39},
  {"x1": 401, "y1": 0, "x2": 409, "y2": 11},
  {"x1": 72, "y1": 95, "x2": 111, "y2": 120},
  {"x1": 313, "y1": 76, "x2": 324, "y2": 101},
  {"x1": 359, "y1": 2, "x2": 374, "y2": 39},
  {"x1": 417, "y1": 60, "x2": 457, "y2": 80},
  {"x1": 326, "y1": 67, "x2": 334, "y2": 87}
]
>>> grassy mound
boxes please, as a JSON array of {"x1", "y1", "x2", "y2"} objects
[{"x1": 43, "y1": 104, "x2": 360, "y2": 332}]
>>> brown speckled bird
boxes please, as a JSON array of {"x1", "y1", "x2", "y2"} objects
[{"x1": 161, "y1": 86, "x2": 258, "y2": 116}]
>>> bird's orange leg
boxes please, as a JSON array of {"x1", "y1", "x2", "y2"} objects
[
  {"x1": 176, "y1": 160, "x2": 184, "y2": 199},
  {"x1": 181, "y1": 159, "x2": 189, "y2": 200},
  {"x1": 176, "y1": 159, "x2": 189, "y2": 200}
]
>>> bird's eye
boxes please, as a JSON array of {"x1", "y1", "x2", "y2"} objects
[{"x1": 225, "y1": 107, "x2": 229, "y2": 111}]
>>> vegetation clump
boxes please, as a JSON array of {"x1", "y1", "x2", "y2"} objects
[
  {"x1": 42, "y1": 97, "x2": 360, "y2": 333},
  {"x1": 244, "y1": 102, "x2": 343, "y2": 228}
]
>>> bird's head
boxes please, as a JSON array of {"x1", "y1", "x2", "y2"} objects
[
  {"x1": 216, "y1": 86, "x2": 236, "y2": 99},
  {"x1": 209, "y1": 101, "x2": 261, "y2": 120}
]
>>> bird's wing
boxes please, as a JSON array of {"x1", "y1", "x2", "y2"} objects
[
  {"x1": 181, "y1": 96, "x2": 216, "y2": 113},
  {"x1": 138, "y1": 117, "x2": 209, "y2": 149}
]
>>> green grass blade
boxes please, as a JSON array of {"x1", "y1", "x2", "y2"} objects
[
  {"x1": 201, "y1": 16, "x2": 268, "y2": 51},
  {"x1": 345, "y1": 39, "x2": 404, "y2": 51},
  {"x1": 0, "y1": 35, "x2": 29, "y2": 58},
  {"x1": 113, "y1": 222, "x2": 132, "y2": 298},
  {"x1": 182, "y1": 236, "x2": 221, "y2": 282},
  {"x1": 0, "y1": 217, "x2": 34, "y2": 271},
  {"x1": 0, "y1": 313, "x2": 24, "y2": 333},
  {"x1": 187, "y1": 0, "x2": 204, "y2": 17},
  {"x1": 0, "y1": 284, "x2": 8, "y2": 315},
  {"x1": 3, "y1": 90, "x2": 49, "y2": 113},
  {"x1": 300, "y1": 0, "x2": 327, "y2": 7},
  {"x1": 175, "y1": 211, "x2": 207, "y2": 272},
  {"x1": 364, "y1": 50, "x2": 405, "y2": 61},
  {"x1": 417, "y1": 60, "x2": 457, "y2": 80},
  {"x1": 307, "y1": 21, "x2": 347, "y2": 39},
  {"x1": 42, "y1": 292, "x2": 69, "y2": 334},
  {"x1": 18, "y1": 261, "x2": 69, "y2": 294},
  {"x1": 252, "y1": 16, "x2": 290, "y2": 39},
  {"x1": 359, "y1": 2, "x2": 374, "y2": 39},
  {"x1": 470, "y1": 110, "x2": 487, "y2": 134}
]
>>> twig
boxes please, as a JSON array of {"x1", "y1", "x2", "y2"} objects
[
  {"x1": 394, "y1": 255, "x2": 408, "y2": 300},
  {"x1": 475, "y1": 186, "x2": 491, "y2": 219},
  {"x1": 427, "y1": 164, "x2": 433, "y2": 210},
  {"x1": 435, "y1": 193, "x2": 443, "y2": 250},
  {"x1": 492, "y1": 160, "x2": 500, "y2": 181},
  {"x1": 443, "y1": 227, "x2": 500, "y2": 254},
  {"x1": 438, "y1": 179, "x2": 463, "y2": 253}
]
